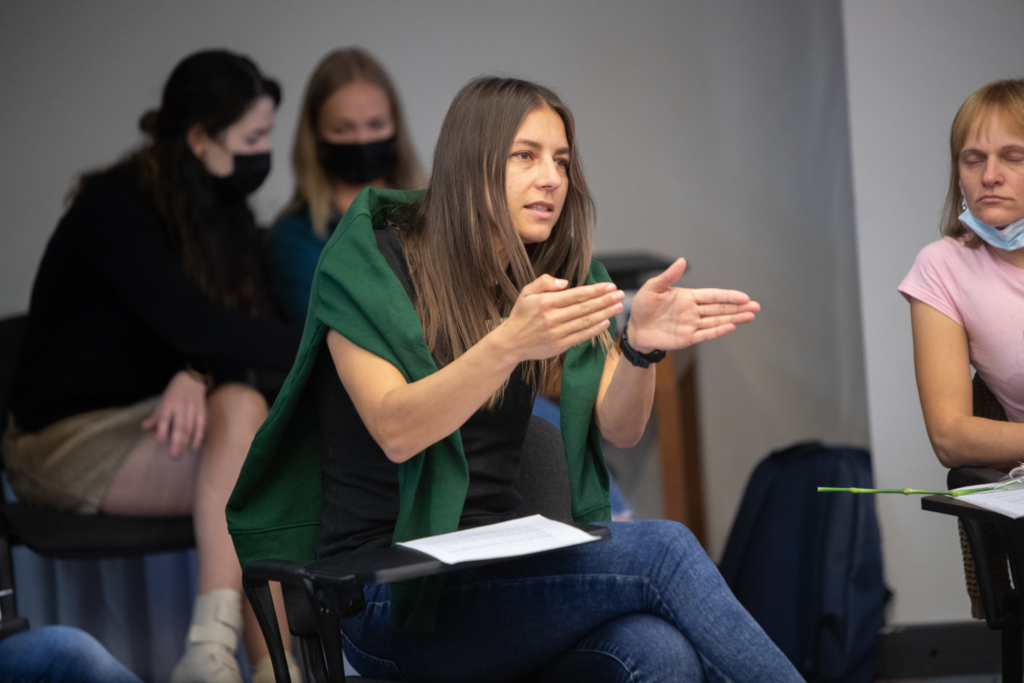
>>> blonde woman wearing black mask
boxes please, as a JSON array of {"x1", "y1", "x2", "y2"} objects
[{"x1": 268, "y1": 48, "x2": 423, "y2": 324}]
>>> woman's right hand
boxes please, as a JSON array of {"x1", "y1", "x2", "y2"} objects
[
  {"x1": 494, "y1": 275, "x2": 625, "y2": 362},
  {"x1": 141, "y1": 370, "x2": 208, "y2": 457}
]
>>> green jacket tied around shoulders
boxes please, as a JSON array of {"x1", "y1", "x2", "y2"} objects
[{"x1": 226, "y1": 187, "x2": 613, "y2": 630}]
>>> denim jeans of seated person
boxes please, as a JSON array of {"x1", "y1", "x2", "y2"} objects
[
  {"x1": 340, "y1": 520, "x2": 802, "y2": 683},
  {"x1": 0, "y1": 625, "x2": 143, "y2": 683}
]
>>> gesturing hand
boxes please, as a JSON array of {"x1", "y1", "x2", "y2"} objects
[
  {"x1": 628, "y1": 258, "x2": 759, "y2": 353},
  {"x1": 141, "y1": 370, "x2": 208, "y2": 457},
  {"x1": 494, "y1": 274, "x2": 625, "y2": 362}
]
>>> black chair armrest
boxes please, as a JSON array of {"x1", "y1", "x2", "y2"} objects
[
  {"x1": 304, "y1": 522, "x2": 610, "y2": 589},
  {"x1": 948, "y1": 466, "x2": 1006, "y2": 490}
]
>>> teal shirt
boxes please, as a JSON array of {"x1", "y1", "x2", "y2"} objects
[{"x1": 266, "y1": 206, "x2": 338, "y2": 325}]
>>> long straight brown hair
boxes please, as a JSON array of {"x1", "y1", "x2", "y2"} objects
[
  {"x1": 400, "y1": 77, "x2": 602, "y2": 401},
  {"x1": 283, "y1": 48, "x2": 424, "y2": 237}
]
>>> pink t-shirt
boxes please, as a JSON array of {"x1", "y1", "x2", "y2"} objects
[{"x1": 899, "y1": 236, "x2": 1024, "y2": 422}]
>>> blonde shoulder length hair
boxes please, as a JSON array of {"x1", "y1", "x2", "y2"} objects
[
  {"x1": 397, "y1": 76, "x2": 611, "y2": 404},
  {"x1": 942, "y1": 78, "x2": 1024, "y2": 249},
  {"x1": 283, "y1": 48, "x2": 424, "y2": 238}
]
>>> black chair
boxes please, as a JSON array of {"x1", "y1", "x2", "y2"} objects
[
  {"x1": 923, "y1": 375, "x2": 1021, "y2": 680},
  {"x1": 243, "y1": 414, "x2": 609, "y2": 683},
  {"x1": 0, "y1": 313, "x2": 195, "y2": 639}
]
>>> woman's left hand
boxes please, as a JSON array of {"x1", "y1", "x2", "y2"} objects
[{"x1": 627, "y1": 258, "x2": 760, "y2": 353}]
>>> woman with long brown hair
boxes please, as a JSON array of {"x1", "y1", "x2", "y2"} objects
[
  {"x1": 900, "y1": 79, "x2": 1024, "y2": 469},
  {"x1": 4, "y1": 51, "x2": 301, "y2": 683},
  {"x1": 267, "y1": 48, "x2": 423, "y2": 324},
  {"x1": 232, "y1": 76, "x2": 801, "y2": 681}
]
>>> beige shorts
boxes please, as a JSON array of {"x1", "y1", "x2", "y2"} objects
[{"x1": 3, "y1": 396, "x2": 160, "y2": 514}]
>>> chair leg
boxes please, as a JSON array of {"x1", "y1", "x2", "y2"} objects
[
  {"x1": 1004, "y1": 626, "x2": 1023, "y2": 683},
  {"x1": 1002, "y1": 528, "x2": 1024, "y2": 683},
  {"x1": 300, "y1": 578, "x2": 347, "y2": 683},
  {"x1": 0, "y1": 519, "x2": 29, "y2": 639},
  {"x1": 242, "y1": 578, "x2": 292, "y2": 683},
  {"x1": 299, "y1": 634, "x2": 329, "y2": 683}
]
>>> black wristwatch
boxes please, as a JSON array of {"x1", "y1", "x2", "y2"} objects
[{"x1": 620, "y1": 323, "x2": 666, "y2": 369}]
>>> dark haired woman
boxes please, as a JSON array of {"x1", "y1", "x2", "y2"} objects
[
  {"x1": 267, "y1": 47, "x2": 424, "y2": 324},
  {"x1": 231, "y1": 76, "x2": 802, "y2": 681},
  {"x1": 4, "y1": 51, "x2": 301, "y2": 683}
]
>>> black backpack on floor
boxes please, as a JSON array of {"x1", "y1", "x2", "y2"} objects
[{"x1": 719, "y1": 442, "x2": 891, "y2": 682}]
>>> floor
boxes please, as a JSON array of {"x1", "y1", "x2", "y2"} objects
[{"x1": 880, "y1": 676, "x2": 1001, "y2": 683}]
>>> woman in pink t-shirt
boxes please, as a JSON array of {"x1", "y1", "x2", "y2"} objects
[{"x1": 900, "y1": 79, "x2": 1024, "y2": 469}]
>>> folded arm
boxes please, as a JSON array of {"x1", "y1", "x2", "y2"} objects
[{"x1": 911, "y1": 298, "x2": 1024, "y2": 469}]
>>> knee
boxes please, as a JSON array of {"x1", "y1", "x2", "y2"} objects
[
  {"x1": 27, "y1": 625, "x2": 106, "y2": 660},
  {"x1": 641, "y1": 519, "x2": 704, "y2": 561},
  {"x1": 575, "y1": 614, "x2": 704, "y2": 681},
  {"x1": 207, "y1": 383, "x2": 268, "y2": 434},
  {"x1": 0, "y1": 626, "x2": 126, "y2": 681}
]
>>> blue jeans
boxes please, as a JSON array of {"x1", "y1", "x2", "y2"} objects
[
  {"x1": 340, "y1": 520, "x2": 803, "y2": 682},
  {"x1": 0, "y1": 626, "x2": 142, "y2": 683}
]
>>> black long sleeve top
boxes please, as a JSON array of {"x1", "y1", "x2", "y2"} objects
[{"x1": 10, "y1": 164, "x2": 301, "y2": 433}]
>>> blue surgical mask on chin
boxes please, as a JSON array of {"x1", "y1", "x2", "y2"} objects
[{"x1": 958, "y1": 205, "x2": 1024, "y2": 251}]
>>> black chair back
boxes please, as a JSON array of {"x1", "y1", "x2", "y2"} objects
[
  {"x1": 0, "y1": 314, "x2": 28, "y2": 461},
  {"x1": 513, "y1": 415, "x2": 572, "y2": 523},
  {"x1": 0, "y1": 314, "x2": 29, "y2": 638}
]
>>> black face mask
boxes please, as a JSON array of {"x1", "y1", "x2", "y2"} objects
[
  {"x1": 317, "y1": 137, "x2": 397, "y2": 185},
  {"x1": 214, "y1": 152, "x2": 271, "y2": 196}
]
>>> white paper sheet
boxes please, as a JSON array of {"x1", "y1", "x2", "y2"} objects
[
  {"x1": 955, "y1": 483, "x2": 1024, "y2": 519},
  {"x1": 396, "y1": 514, "x2": 601, "y2": 564}
]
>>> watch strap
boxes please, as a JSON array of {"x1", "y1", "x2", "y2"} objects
[{"x1": 620, "y1": 324, "x2": 666, "y2": 368}]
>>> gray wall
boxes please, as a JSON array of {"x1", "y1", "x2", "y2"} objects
[
  {"x1": 0, "y1": 1, "x2": 868, "y2": 563},
  {"x1": 842, "y1": 0, "x2": 1024, "y2": 623}
]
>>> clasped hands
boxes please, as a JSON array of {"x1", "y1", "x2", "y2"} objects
[{"x1": 495, "y1": 257, "x2": 759, "y2": 362}]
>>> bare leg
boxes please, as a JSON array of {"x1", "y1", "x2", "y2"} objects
[
  {"x1": 102, "y1": 383, "x2": 291, "y2": 665},
  {"x1": 102, "y1": 434, "x2": 197, "y2": 516},
  {"x1": 191, "y1": 383, "x2": 266, "y2": 594},
  {"x1": 193, "y1": 384, "x2": 290, "y2": 664}
]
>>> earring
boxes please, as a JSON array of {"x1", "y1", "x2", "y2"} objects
[{"x1": 962, "y1": 198, "x2": 967, "y2": 211}]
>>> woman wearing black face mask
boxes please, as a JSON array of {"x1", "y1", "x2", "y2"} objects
[
  {"x1": 4, "y1": 50, "x2": 302, "y2": 683},
  {"x1": 267, "y1": 48, "x2": 424, "y2": 324}
]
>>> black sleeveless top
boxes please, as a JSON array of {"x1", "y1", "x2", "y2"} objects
[{"x1": 315, "y1": 228, "x2": 536, "y2": 558}]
